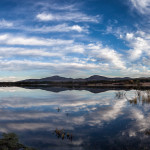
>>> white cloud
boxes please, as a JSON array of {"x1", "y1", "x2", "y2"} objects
[
  {"x1": 62, "y1": 45, "x2": 85, "y2": 53},
  {"x1": 125, "y1": 31, "x2": 150, "y2": 61},
  {"x1": 0, "y1": 34, "x2": 73, "y2": 46},
  {"x1": 107, "y1": 26, "x2": 150, "y2": 62},
  {"x1": 0, "y1": 58, "x2": 116, "y2": 79},
  {"x1": 24, "y1": 24, "x2": 87, "y2": 33},
  {"x1": 36, "y1": 12, "x2": 100, "y2": 23},
  {"x1": 129, "y1": 0, "x2": 150, "y2": 14},
  {"x1": 35, "y1": 2, "x2": 77, "y2": 11},
  {"x1": 0, "y1": 19, "x2": 13, "y2": 27},
  {"x1": 36, "y1": 13, "x2": 54, "y2": 21},
  {"x1": 71, "y1": 25, "x2": 83, "y2": 32},
  {"x1": 0, "y1": 59, "x2": 99, "y2": 71},
  {"x1": 1, "y1": 31, "x2": 150, "y2": 78},
  {"x1": 0, "y1": 76, "x2": 17, "y2": 82},
  {"x1": 0, "y1": 47, "x2": 62, "y2": 57},
  {"x1": 87, "y1": 43, "x2": 126, "y2": 70},
  {"x1": 126, "y1": 33, "x2": 134, "y2": 40},
  {"x1": 120, "y1": 65, "x2": 150, "y2": 77},
  {"x1": 0, "y1": 43, "x2": 85, "y2": 60},
  {"x1": 0, "y1": 21, "x2": 87, "y2": 33}
]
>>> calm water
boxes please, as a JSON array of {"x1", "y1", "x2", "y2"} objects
[{"x1": 0, "y1": 87, "x2": 150, "y2": 150}]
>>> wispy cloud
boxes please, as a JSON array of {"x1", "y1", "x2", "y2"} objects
[
  {"x1": 0, "y1": 21, "x2": 88, "y2": 33},
  {"x1": 0, "y1": 19, "x2": 13, "y2": 28},
  {"x1": 0, "y1": 44, "x2": 85, "y2": 59},
  {"x1": 105, "y1": 26, "x2": 150, "y2": 61},
  {"x1": 0, "y1": 47, "x2": 62, "y2": 58},
  {"x1": 87, "y1": 43, "x2": 126, "y2": 70},
  {"x1": 0, "y1": 59, "x2": 100, "y2": 72},
  {"x1": 0, "y1": 34, "x2": 73, "y2": 46},
  {"x1": 120, "y1": 31, "x2": 150, "y2": 61},
  {"x1": 0, "y1": 76, "x2": 17, "y2": 82},
  {"x1": 129, "y1": 0, "x2": 150, "y2": 14},
  {"x1": 35, "y1": 2, "x2": 78, "y2": 11},
  {"x1": 23, "y1": 24, "x2": 88, "y2": 33},
  {"x1": 36, "y1": 13, "x2": 53, "y2": 21},
  {"x1": 36, "y1": 12, "x2": 101, "y2": 23}
]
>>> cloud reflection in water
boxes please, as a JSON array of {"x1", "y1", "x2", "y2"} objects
[{"x1": 0, "y1": 88, "x2": 149, "y2": 149}]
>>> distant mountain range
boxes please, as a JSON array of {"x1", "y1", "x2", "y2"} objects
[{"x1": 19, "y1": 75, "x2": 132, "y2": 82}]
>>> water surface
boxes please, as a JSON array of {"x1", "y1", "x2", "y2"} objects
[{"x1": 0, "y1": 87, "x2": 150, "y2": 150}]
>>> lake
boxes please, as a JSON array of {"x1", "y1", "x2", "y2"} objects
[{"x1": 0, "y1": 87, "x2": 150, "y2": 150}]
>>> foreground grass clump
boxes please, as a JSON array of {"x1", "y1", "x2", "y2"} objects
[{"x1": 0, "y1": 133, "x2": 35, "y2": 150}]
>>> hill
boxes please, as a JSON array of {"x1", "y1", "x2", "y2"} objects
[{"x1": 20, "y1": 75, "x2": 131, "y2": 82}]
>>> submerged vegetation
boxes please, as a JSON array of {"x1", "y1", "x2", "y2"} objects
[
  {"x1": 128, "y1": 90, "x2": 150, "y2": 105},
  {"x1": 53, "y1": 129, "x2": 73, "y2": 141},
  {"x1": 145, "y1": 129, "x2": 150, "y2": 136},
  {"x1": 115, "y1": 91, "x2": 125, "y2": 99},
  {"x1": 115, "y1": 90, "x2": 150, "y2": 105}
]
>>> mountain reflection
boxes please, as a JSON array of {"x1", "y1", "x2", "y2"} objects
[{"x1": 0, "y1": 87, "x2": 149, "y2": 149}]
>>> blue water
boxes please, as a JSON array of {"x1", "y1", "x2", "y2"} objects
[{"x1": 0, "y1": 87, "x2": 150, "y2": 150}]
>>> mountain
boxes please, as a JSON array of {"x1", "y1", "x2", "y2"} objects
[
  {"x1": 85, "y1": 75, "x2": 131, "y2": 81},
  {"x1": 37, "y1": 76, "x2": 73, "y2": 82},
  {"x1": 19, "y1": 75, "x2": 131, "y2": 82},
  {"x1": 21, "y1": 75, "x2": 73, "y2": 82},
  {"x1": 86, "y1": 75, "x2": 109, "y2": 81}
]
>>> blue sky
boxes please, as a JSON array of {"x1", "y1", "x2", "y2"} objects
[{"x1": 0, "y1": 0, "x2": 150, "y2": 81}]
